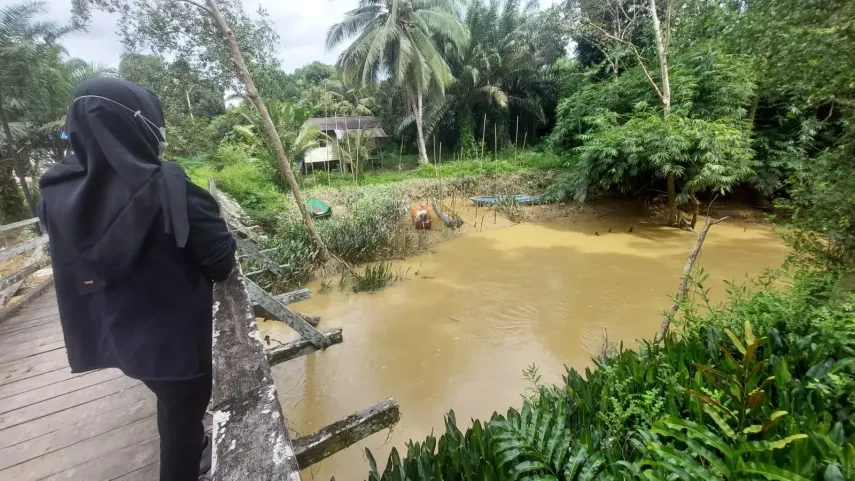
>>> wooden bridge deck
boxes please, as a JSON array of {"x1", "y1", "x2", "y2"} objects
[{"x1": 0, "y1": 290, "x2": 159, "y2": 481}]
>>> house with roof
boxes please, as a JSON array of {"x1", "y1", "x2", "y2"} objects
[{"x1": 301, "y1": 116, "x2": 387, "y2": 172}]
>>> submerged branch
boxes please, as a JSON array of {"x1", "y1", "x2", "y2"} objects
[{"x1": 654, "y1": 215, "x2": 728, "y2": 343}]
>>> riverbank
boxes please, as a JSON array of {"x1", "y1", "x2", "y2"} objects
[{"x1": 182, "y1": 152, "x2": 776, "y2": 291}]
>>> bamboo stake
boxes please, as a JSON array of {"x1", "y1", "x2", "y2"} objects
[
  {"x1": 480, "y1": 113, "x2": 486, "y2": 174},
  {"x1": 493, "y1": 124, "x2": 497, "y2": 162},
  {"x1": 515, "y1": 115, "x2": 519, "y2": 164},
  {"x1": 438, "y1": 142, "x2": 443, "y2": 201},
  {"x1": 398, "y1": 137, "x2": 404, "y2": 172},
  {"x1": 522, "y1": 131, "x2": 528, "y2": 151}
]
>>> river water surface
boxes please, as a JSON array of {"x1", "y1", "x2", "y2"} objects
[{"x1": 258, "y1": 214, "x2": 787, "y2": 480}]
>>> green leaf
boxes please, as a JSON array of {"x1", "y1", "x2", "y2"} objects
[
  {"x1": 745, "y1": 320, "x2": 755, "y2": 345},
  {"x1": 685, "y1": 389, "x2": 736, "y2": 419},
  {"x1": 725, "y1": 328, "x2": 746, "y2": 354},
  {"x1": 739, "y1": 462, "x2": 811, "y2": 481},
  {"x1": 656, "y1": 417, "x2": 734, "y2": 458},
  {"x1": 704, "y1": 405, "x2": 738, "y2": 439},
  {"x1": 738, "y1": 434, "x2": 809, "y2": 454},
  {"x1": 650, "y1": 442, "x2": 716, "y2": 480},
  {"x1": 824, "y1": 464, "x2": 844, "y2": 481}
]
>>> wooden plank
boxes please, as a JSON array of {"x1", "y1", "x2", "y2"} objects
[
  {"x1": 212, "y1": 382, "x2": 300, "y2": 481},
  {"x1": 266, "y1": 328, "x2": 343, "y2": 367},
  {"x1": 0, "y1": 415, "x2": 157, "y2": 481},
  {"x1": 0, "y1": 356, "x2": 68, "y2": 387},
  {"x1": 235, "y1": 237, "x2": 282, "y2": 276},
  {"x1": 0, "y1": 218, "x2": 39, "y2": 233},
  {"x1": 245, "y1": 278, "x2": 329, "y2": 349},
  {"x1": 39, "y1": 436, "x2": 159, "y2": 481},
  {"x1": 211, "y1": 266, "x2": 301, "y2": 480},
  {"x1": 0, "y1": 276, "x2": 54, "y2": 324},
  {"x1": 0, "y1": 236, "x2": 49, "y2": 263},
  {"x1": 0, "y1": 340, "x2": 64, "y2": 365},
  {"x1": 273, "y1": 288, "x2": 310, "y2": 305},
  {"x1": 0, "y1": 368, "x2": 124, "y2": 415},
  {"x1": 0, "y1": 364, "x2": 77, "y2": 400},
  {"x1": 111, "y1": 462, "x2": 158, "y2": 481},
  {"x1": 0, "y1": 323, "x2": 63, "y2": 348},
  {"x1": 0, "y1": 258, "x2": 50, "y2": 293},
  {"x1": 0, "y1": 383, "x2": 152, "y2": 447},
  {"x1": 0, "y1": 316, "x2": 58, "y2": 336},
  {"x1": 0, "y1": 333, "x2": 64, "y2": 360},
  {"x1": 293, "y1": 399, "x2": 401, "y2": 468},
  {"x1": 5, "y1": 303, "x2": 60, "y2": 322},
  {"x1": 0, "y1": 398, "x2": 154, "y2": 471},
  {"x1": 0, "y1": 310, "x2": 60, "y2": 335},
  {"x1": 0, "y1": 348, "x2": 66, "y2": 377},
  {"x1": 0, "y1": 374, "x2": 140, "y2": 430}
]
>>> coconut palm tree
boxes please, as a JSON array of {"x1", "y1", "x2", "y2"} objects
[
  {"x1": 326, "y1": 0, "x2": 470, "y2": 165},
  {"x1": 0, "y1": 0, "x2": 74, "y2": 218}
]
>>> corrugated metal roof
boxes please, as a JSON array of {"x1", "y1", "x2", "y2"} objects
[{"x1": 306, "y1": 116, "x2": 381, "y2": 131}]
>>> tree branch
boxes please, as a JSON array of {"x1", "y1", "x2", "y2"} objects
[
  {"x1": 654, "y1": 215, "x2": 729, "y2": 343},
  {"x1": 584, "y1": 21, "x2": 664, "y2": 102},
  {"x1": 176, "y1": 0, "x2": 213, "y2": 16}
]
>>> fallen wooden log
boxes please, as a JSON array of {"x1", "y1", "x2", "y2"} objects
[
  {"x1": 0, "y1": 280, "x2": 24, "y2": 307},
  {"x1": 0, "y1": 217, "x2": 39, "y2": 233},
  {"x1": 0, "y1": 236, "x2": 48, "y2": 263},
  {"x1": 211, "y1": 266, "x2": 301, "y2": 480},
  {"x1": 0, "y1": 275, "x2": 54, "y2": 323},
  {"x1": 654, "y1": 215, "x2": 728, "y2": 342},
  {"x1": 0, "y1": 256, "x2": 50, "y2": 291},
  {"x1": 265, "y1": 328, "x2": 343, "y2": 366},
  {"x1": 293, "y1": 398, "x2": 401, "y2": 468}
]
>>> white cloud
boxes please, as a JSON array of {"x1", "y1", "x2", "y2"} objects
[{"x1": 41, "y1": 0, "x2": 556, "y2": 73}]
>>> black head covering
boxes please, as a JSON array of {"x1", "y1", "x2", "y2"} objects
[{"x1": 40, "y1": 77, "x2": 189, "y2": 283}]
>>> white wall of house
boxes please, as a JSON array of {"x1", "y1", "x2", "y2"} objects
[{"x1": 304, "y1": 145, "x2": 339, "y2": 165}]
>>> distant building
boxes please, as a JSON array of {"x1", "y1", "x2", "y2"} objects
[{"x1": 302, "y1": 116, "x2": 387, "y2": 172}]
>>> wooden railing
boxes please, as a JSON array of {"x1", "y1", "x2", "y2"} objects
[
  {"x1": 0, "y1": 218, "x2": 52, "y2": 321},
  {"x1": 209, "y1": 181, "x2": 401, "y2": 480}
]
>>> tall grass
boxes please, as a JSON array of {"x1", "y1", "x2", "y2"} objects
[{"x1": 343, "y1": 262, "x2": 409, "y2": 293}]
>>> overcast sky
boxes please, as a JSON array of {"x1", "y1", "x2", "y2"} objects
[{"x1": 44, "y1": 0, "x2": 557, "y2": 73}]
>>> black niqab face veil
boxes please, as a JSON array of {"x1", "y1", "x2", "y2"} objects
[{"x1": 40, "y1": 78, "x2": 189, "y2": 283}]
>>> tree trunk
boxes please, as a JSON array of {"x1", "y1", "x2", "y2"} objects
[
  {"x1": 0, "y1": 104, "x2": 37, "y2": 219},
  {"x1": 666, "y1": 174, "x2": 678, "y2": 226},
  {"x1": 0, "y1": 158, "x2": 26, "y2": 223},
  {"x1": 204, "y1": 0, "x2": 329, "y2": 260},
  {"x1": 649, "y1": 0, "x2": 677, "y2": 226},
  {"x1": 412, "y1": 93, "x2": 429, "y2": 165},
  {"x1": 689, "y1": 191, "x2": 699, "y2": 230}
]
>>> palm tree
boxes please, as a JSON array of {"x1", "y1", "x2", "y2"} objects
[
  {"x1": 0, "y1": 0, "x2": 74, "y2": 218},
  {"x1": 22, "y1": 46, "x2": 114, "y2": 163},
  {"x1": 423, "y1": 0, "x2": 556, "y2": 155},
  {"x1": 326, "y1": 0, "x2": 470, "y2": 165}
]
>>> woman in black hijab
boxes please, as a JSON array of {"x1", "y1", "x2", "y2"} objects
[{"x1": 39, "y1": 78, "x2": 236, "y2": 481}]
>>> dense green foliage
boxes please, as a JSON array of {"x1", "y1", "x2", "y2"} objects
[{"x1": 366, "y1": 271, "x2": 855, "y2": 479}]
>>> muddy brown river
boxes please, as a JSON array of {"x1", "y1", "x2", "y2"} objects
[{"x1": 258, "y1": 215, "x2": 787, "y2": 480}]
